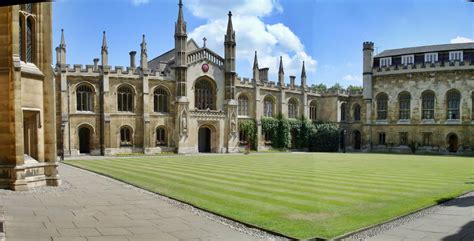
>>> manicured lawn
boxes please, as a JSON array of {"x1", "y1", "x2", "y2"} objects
[{"x1": 64, "y1": 153, "x2": 474, "y2": 239}]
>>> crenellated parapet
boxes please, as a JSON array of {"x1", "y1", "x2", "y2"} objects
[{"x1": 58, "y1": 64, "x2": 169, "y2": 79}]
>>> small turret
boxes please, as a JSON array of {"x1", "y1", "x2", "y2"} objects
[
  {"x1": 175, "y1": 0, "x2": 188, "y2": 97},
  {"x1": 129, "y1": 51, "x2": 136, "y2": 69},
  {"x1": 224, "y1": 11, "x2": 236, "y2": 100},
  {"x1": 253, "y1": 51, "x2": 259, "y2": 83},
  {"x1": 56, "y1": 29, "x2": 66, "y2": 66},
  {"x1": 140, "y1": 34, "x2": 148, "y2": 71},
  {"x1": 362, "y1": 41, "x2": 374, "y2": 99},
  {"x1": 101, "y1": 31, "x2": 108, "y2": 67},
  {"x1": 278, "y1": 56, "x2": 284, "y2": 87},
  {"x1": 301, "y1": 61, "x2": 307, "y2": 89}
]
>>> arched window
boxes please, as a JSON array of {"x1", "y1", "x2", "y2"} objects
[
  {"x1": 76, "y1": 84, "x2": 94, "y2": 111},
  {"x1": 156, "y1": 127, "x2": 167, "y2": 146},
  {"x1": 120, "y1": 126, "x2": 132, "y2": 147},
  {"x1": 154, "y1": 87, "x2": 169, "y2": 113},
  {"x1": 263, "y1": 96, "x2": 274, "y2": 117},
  {"x1": 238, "y1": 95, "x2": 249, "y2": 116},
  {"x1": 422, "y1": 91, "x2": 435, "y2": 120},
  {"x1": 288, "y1": 98, "x2": 298, "y2": 119},
  {"x1": 341, "y1": 103, "x2": 347, "y2": 121},
  {"x1": 117, "y1": 85, "x2": 134, "y2": 112},
  {"x1": 376, "y1": 93, "x2": 388, "y2": 120},
  {"x1": 19, "y1": 4, "x2": 35, "y2": 63},
  {"x1": 195, "y1": 79, "x2": 215, "y2": 110},
  {"x1": 446, "y1": 89, "x2": 460, "y2": 120},
  {"x1": 353, "y1": 104, "x2": 361, "y2": 121},
  {"x1": 309, "y1": 101, "x2": 317, "y2": 121},
  {"x1": 398, "y1": 92, "x2": 411, "y2": 120}
]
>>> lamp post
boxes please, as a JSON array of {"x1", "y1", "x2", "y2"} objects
[{"x1": 342, "y1": 129, "x2": 347, "y2": 153}]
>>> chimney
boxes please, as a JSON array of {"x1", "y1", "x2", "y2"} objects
[
  {"x1": 129, "y1": 51, "x2": 137, "y2": 68},
  {"x1": 93, "y1": 58, "x2": 99, "y2": 70},
  {"x1": 259, "y1": 68, "x2": 269, "y2": 82},
  {"x1": 290, "y1": 76, "x2": 296, "y2": 88}
]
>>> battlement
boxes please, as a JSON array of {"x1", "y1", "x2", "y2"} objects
[
  {"x1": 57, "y1": 64, "x2": 167, "y2": 78},
  {"x1": 363, "y1": 41, "x2": 374, "y2": 50},
  {"x1": 373, "y1": 59, "x2": 474, "y2": 76}
]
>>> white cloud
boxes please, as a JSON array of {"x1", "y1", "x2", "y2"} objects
[
  {"x1": 450, "y1": 36, "x2": 473, "y2": 44},
  {"x1": 342, "y1": 74, "x2": 361, "y2": 84},
  {"x1": 131, "y1": 0, "x2": 149, "y2": 6},
  {"x1": 187, "y1": 0, "x2": 316, "y2": 82}
]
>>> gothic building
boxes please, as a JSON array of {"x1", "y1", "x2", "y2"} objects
[
  {"x1": 55, "y1": 1, "x2": 474, "y2": 156},
  {"x1": 0, "y1": 2, "x2": 60, "y2": 190}
]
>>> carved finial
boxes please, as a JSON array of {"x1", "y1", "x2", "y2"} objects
[
  {"x1": 301, "y1": 61, "x2": 306, "y2": 78},
  {"x1": 278, "y1": 56, "x2": 284, "y2": 74},
  {"x1": 203, "y1": 37, "x2": 207, "y2": 48},
  {"x1": 60, "y1": 28, "x2": 66, "y2": 47},
  {"x1": 253, "y1": 51, "x2": 259, "y2": 69}
]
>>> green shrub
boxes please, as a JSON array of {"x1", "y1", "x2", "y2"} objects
[
  {"x1": 309, "y1": 122, "x2": 339, "y2": 152},
  {"x1": 239, "y1": 120, "x2": 258, "y2": 150}
]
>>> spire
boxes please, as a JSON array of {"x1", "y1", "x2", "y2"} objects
[
  {"x1": 278, "y1": 56, "x2": 284, "y2": 74},
  {"x1": 175, "y1": 0, "x2": 186, "y2": 35},
  {"x1": 101, "y1": 31, "x2": 108, "y2": 53},
  {"x1": 225, "y1": 11, "x2": 235, "y2": 42},
  {"x1": 253, "y1": 51, "x2": 259, "y2": 69},
  {"x1": 140, "y1": 34, "x2": 148, "y2": 71},
  {"x1": 60, "y1": 29, "x2": 66, "y2": 48},
  {"x1": 141, "y1": 34, "x2": 147, "y2": 57},
  {"x1": 301, "y1": 61, "x2": 306, "y2": 78}
]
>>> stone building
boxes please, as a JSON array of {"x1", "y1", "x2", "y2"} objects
[
  {"x1": 344, "y1": 42, "x2": 474, "y2": 154},
  {"x1": 0, "y1": 2, "x2": 60, "y2": 190},
  {"x1": 55, "y1": 1, "x2": 473, "y2": 156}
]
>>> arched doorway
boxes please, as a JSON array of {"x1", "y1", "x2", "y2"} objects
[
  {"x1": 79, "y1": 127, "x2": 91, "y2": 154},
  {"x1": 353, "y1": 130, "x2": 361, "y2": 150},
  {"x1": 448, "y1": 134, "x2": 458, "y2": 153},
  {"x1": 198, "y1": 127, "x2": 211, "y2": 153}
]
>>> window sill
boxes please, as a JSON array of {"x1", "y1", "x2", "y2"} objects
[
  {"x1": 445, "y1": 119, "x2": 461, "y2": 124},
  {"x1": 238, "y1": 115, "x2": 252, "y2": 119},
  {"x1": 75, "y1": 111, "x2": 96, "y2": 115},
  {"x1": 20, "y1": 61, "x2": 45, "y2": 79},
  {"x1": 397, "y1": 119, "x2": 411, "y2": 124},
  {"x1": 375, "y1": 120, "x2": 388, "y2": 125},
  {"x1": 421, "y1": 119, "x2": 435, "y2": 124},
  {"x1": 150, "y1": 113, "x2": 171, "y2": 117}
]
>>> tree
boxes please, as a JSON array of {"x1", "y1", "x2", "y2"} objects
[
  {"x1": 329, "y1": 83, "x2": 343, "y2": 91},
  {"x1": 308, "y1": 122, "x2": 339, "y2": 152},
  {"x1": 347, "y1": 85, "x2": 363, "y2": 92},
  {"x1": 310, "y1": 83, "x2": 327, "y2": 92}
]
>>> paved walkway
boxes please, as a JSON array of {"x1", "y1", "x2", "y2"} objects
[
  {"x1": 0, "y1": 164, "x2": 264, "y2": 241},
  {"x1": 367, "y1": 192, "x2": 474, "y2": 241}
]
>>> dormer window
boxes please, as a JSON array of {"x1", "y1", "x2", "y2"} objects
[
  {"x1": 449, "y1": 51, "x2": 463, "y2": 62},
  {"x1": 380, "y1": 57, "x2": 392, "y2": 67},
  {"x1": 401, "y1": 55, "x2": 414, "y2": 66},
  {"x1": 424, "y1": 52, "x2": 438, "y2": 63}
]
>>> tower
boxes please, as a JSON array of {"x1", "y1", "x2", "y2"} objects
[
  {"x1": 140, "y1": 34, "x2": 148, "y2": 71},
  {"x1": 224, "y1": 11, "x2": 236, "y2": 100},
  {"x1": 363, "y1": 42, "x2": 374, "y2": 100},
  {"x1": 175, "y1": 0, "x2": 187, "y2": 98},
  {"x1": 55, "y1": 29, "x2": 66, "y2": 67}
]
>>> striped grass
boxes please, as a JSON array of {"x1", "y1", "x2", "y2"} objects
[{"x1": 65, "y1": 153, "x2": 474, "y2": 239}]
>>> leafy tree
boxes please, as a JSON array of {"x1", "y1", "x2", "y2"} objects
[
  {"x1": 329, "y1": 83, "x2": 343, "y2": 91},
  {"x1": 347, "y1": 85, "x2": 363, "y2": 92},
  {"x1": 308, "y1": 122, "x2": 339, "y2": 152},
  {"x1": 310, "y1": 83, "x2": 327, "y2": 92}
]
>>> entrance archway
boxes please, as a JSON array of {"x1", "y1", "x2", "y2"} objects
[
  {"x1": 353, "y1": 130, "x2": 361, "y2": 150},
  {"x1": 198, "y1": 127, "x2": 211, "y2": 153},
  {"x1": 79, "y1": 127, "x2": 91, "y2": 154},
  {"x1": 447, "y1": 133, "x2": 458, "y2": 153}
]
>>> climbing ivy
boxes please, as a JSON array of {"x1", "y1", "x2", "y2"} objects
[{"x1": 239, "y1": 120, "x2": 257, "y2": 150}]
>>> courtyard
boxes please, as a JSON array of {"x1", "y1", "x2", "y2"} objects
[{"x1": 64, "y1": 153, "x2": 474, "y2": 240}]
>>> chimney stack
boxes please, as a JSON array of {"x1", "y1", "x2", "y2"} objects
[
  {"x1": 129, "y1": 51, "x2": 137, "y2": 68},
  {"x1": 93, "y1": 58, "x2": 99, "y2": 70},
  {"x1": 290, "y1": 76, "x2": 296, "y2": 88}
]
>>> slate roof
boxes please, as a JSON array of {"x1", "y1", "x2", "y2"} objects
[{"x1": 375, "y1": 42, "x2": 474, "y2": 58}]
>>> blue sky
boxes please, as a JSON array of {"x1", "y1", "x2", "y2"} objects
[{"x1": 53, "y1": 0, "x2": 474, "y2": 88}]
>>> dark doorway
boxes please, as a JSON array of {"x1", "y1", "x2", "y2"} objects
[
  {"x1": 198, "y1": 127, "x2": 211, "y2": 153},
  {"x1": 23, "y1": 111, "x2": 39, "y2": 160},
  {"x1": 353, "y1": 130, "x2": 361, "y2": 150},
  {"x1": 290, "y1": 129, "x2": 297, "y2": 149},
  {"x1": 340, "y1": 130, "x2": 346, "y2": 150},
  {"x1": 448, "y1": 134, "x2": 458, "y2": 153},
  {"x1": 79, "y1": 127, "x2": 91, "y2": 154}
]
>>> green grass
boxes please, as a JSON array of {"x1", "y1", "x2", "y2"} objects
[{"x1": 64, "y1": 153, "x2": 474, "y2": 239}]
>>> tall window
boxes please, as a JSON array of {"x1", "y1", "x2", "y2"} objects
[
  {"x1": 156, "y1": 127, "x2": 167, "y2": 146},
  {"x1": 76, "y1": 84, "x2": 94, "y2": 111},
  {"x1": 118, "y1": 85, "x2": 134, "y2": 112},
  {"x1": 378, "y1": 132, "x2": 386, "y2": 145},
  {"x1": 19, "y1": 4, "x2": 35, "y2": 63},
  {"x1": 263, "y1": 96, "x2": 274, "y2": 117},
  {"x1": 120, "y1": 127, "x2": 132, "y2": 147},
  {"x1": 195, "y1": 79, "x2": 215, "y2": 110},
  {"x1": 449, "y1": 51, "x2": 463, "y2": 62},
  {"x1": 238, "y1": 95, "x2": 249, "y2": 116},
  {"x1": 288, "y1": 98, "x2": 298, "y2": 119},
  {"x1": 340, "y1": 103, "x2": 347, "y2": 121},
  {"x1": 424, "y1": 52, "x2": 438, "y2": 63},
  {"x1": 154, "y1": 87, "x2": 169, "y2": 113},
  {"x1": 422, "y1": 91, "x2": 435, "y2": 120},
  {"x1": 376, "y1": 93, "x2": 388, "y2": 120},
  {"x1": 309, "y1": 101, "x2": 317, "y2": 121},
  {"x1": 401, "y1": 55, "x2": 414, "y2": 66},
  {"x1": 398, "y1": 92, "x2": 411, "y2": 120},
  {"x1": 380, "y1": 57, "x2": 392, "y2": 67},
  {"x1": 353, "y1": 104, "x2": 361, "y2": 121},
  {"x1": 446, "y1": 89, "x2": 460, "y2": 120}
]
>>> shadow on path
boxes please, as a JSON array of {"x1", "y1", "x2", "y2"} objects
[{"x1": 441, "y1": 221, "x2": 474, "y2": 241}]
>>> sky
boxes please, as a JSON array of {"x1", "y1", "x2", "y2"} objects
[{"x1": 53, "y1": 0, "x2": 474, "y2": 88}]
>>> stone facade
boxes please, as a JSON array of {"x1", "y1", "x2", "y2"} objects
[
  {"x1": 0, "y1": 3, "x2": 60, "y2": 190},
  {"x1": 55, "y1": 1, "x2": 473, "y2": 156}
]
